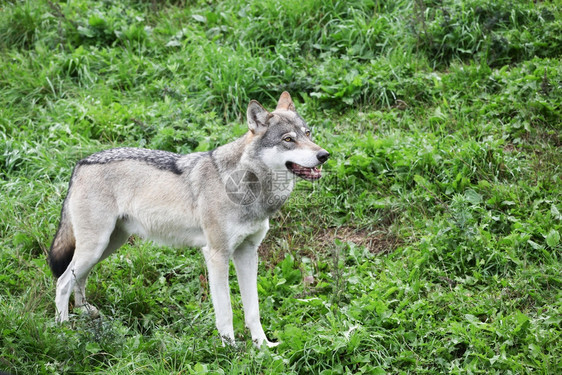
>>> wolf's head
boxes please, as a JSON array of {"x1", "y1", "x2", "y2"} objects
[{"x1": 246, "y1": 92, "x2": 329, "y2": 181}]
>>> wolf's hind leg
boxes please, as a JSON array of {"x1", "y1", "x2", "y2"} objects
[
  {"x1": 73, "y1": 226, "x2": 129, "y2": 319},
  {"x1": 73, "y1": 273, "x2": 100, "y2": 318},
  {"x1": 55, "y1": 222, "x2": 117, "y2": 323},
  {"x1": 54, "y1": 258, "x2": 76, "y2": 322}
]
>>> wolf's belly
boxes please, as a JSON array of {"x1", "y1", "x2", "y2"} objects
[{"x1": 119, "y1": 215, "x2": 207, "y2": 248}]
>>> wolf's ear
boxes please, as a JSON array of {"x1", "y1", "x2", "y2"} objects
[
  {"x1": 276, "y1": 91, "x2": 296, "y2": 112},
  {"x1": 247, "y1": 100, "x2": 272, "y2": 134}
]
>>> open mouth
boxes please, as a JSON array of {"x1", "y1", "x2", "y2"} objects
[{"x1": 285, "y1": 162, "x2": 323, "y2": 181}]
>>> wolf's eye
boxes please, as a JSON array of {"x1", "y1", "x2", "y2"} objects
[
  {"x1": 283, "y1": 136, "x2": 294, "y2": 142},
  {"x1": 305, "y1": 130, "x2": 311, "y2": 137}
]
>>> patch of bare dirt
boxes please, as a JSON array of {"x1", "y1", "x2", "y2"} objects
[
  {"x1": 316, "y1": 226, "x2": 401, "y2": 254},
  {"x1": 259, "y1": 225, "x2": 401, "y2": 267}
]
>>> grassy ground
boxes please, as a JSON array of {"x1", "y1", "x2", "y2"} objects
[{"x1": 1, "y1": 0, "x2": 561, "y2": 373}]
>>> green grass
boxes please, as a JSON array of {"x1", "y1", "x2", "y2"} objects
[{"x1": 1, "y1": 0, "x2": 561, "y2": 373}]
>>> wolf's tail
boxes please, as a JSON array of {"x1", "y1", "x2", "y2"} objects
[{"x1": 48, "y1": 203, "x2": 75, "y2": 279}]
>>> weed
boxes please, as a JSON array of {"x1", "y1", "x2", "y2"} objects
[{"x1": 1, "y1": 0, "x2": 561, "y2": 374}]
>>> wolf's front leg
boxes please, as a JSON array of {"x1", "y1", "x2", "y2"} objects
[
  {"x1": 233, "y1": 230, "x2": 278, "y2": 348},
  {"x1": 202, "y1": 246, "x2": 235, "y2": 345}
]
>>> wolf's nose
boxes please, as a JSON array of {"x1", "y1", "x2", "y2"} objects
[{"x1": 316, "y1": 150, "x2": 330, "y2": 163}]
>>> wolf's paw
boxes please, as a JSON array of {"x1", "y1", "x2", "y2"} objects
[
  {"x1": 265, "y1": 340, "x2": 280, "y2": 348},
  {"x1": 75, "y1": 303, "x2": 100, "y2": 319},
  {"x1": 220, "y1": 335, "x2": 236, "y2": 347},
  {"x1": 254, "y1": 338, "x2": 280, "y2": 348}
]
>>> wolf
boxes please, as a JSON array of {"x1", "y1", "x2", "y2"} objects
[{"x1": 48, "y1": 92, "x2": 329, "y2": 347}]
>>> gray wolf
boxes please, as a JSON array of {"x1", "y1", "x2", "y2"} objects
[{"x1": 47, "y1": 92, "x2": 329, "y2": 347}]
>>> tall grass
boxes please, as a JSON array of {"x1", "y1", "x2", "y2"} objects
[{"x1": 1, "y1": 0, "x2": 561, "y2": 373}]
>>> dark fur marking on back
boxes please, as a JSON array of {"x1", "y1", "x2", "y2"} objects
[
  {"x1": 78, "y1": 147, "x2": 183, "y2": 175},
  {"x1": 208, "y1": 149, "x2": 221, "y2": 173}
]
